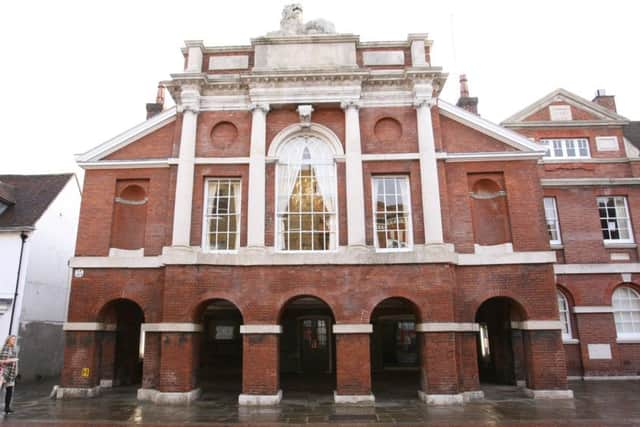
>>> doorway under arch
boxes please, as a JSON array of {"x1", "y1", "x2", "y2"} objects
[
  {"x1": 98, "y1": 299, "x2": 145, "y2": 387},
  {"x1": 196, "y1": 299, "x2": 244, "y2": 394},
  {"x1": 475, "y1": 297, "x2": 527, "y2": 386},
  {"x1": 370, "y1": 297, "x2": 421, "y2": 398},
  {"x1": 279, "y1": 296, "x2": 336, "y2": 395}
]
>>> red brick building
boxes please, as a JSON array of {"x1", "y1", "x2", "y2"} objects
[{"x1": 59, "y1": 6, "x2": 638, "y2": 405}]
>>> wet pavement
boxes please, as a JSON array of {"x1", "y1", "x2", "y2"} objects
[{"x1": 2, "y1": 379, "x2": 640, "y2": 426}]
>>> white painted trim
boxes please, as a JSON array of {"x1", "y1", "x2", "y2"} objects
[
  {"x1": 240, "y1": 325, "x2": 282, "y2": 334},
  {"x1": 333, "y1": 391, "x2": 375, "y2": 404},
  {"x1": 137, "y1": 388, "x2": 201, "y2": 404},
  {"x1": 457, "y1": 250, "x2": 556, "y2": 266},
  {"x1": 582, "y1": 375, "x2": 640, "y2": 381},
  {"x1": 440, "y1": 152, "x2": 544, "y2": 162},
  {"x1": 239, "y1": 390, "x2": 282, "y2": 406},
  {"x1": 70, "y1": 256, "x2": 163, "y2": 268},
  {"x1": 523, "y1": 388, "x2": 574, "y2": 399},
  {"x1": 194, "y1": 157, "x2": 250, "y2": 164},
  {"x1": 554, "y1": 263, "x2": 640, "y2": 274},
  {"x1": 417, "y1": 390, "x2": 464, "y2": 405},
  {"x1": 142, "y1": 323, "x2": 203, "y2": 332},
  {"x1": 573, "y1": 306, "x2": 614, "y2": 314},
  {"x1": 75, "y1": 108, "x2": 177, "y2": 162},
  {"x1": 510, "y1": 320, "x2": 562, "y2": 330},
  {"x1": 541, "y1": 177, "x2": 640, "y2": 187},
  {"x1": 63, "y1": 322, "x2": 116, "y2": 331},
  {"x1": 361, "y1": 153, "x2": 420, "y2": 161},
  {"x1": 77, "y1": 159, "x2": 170, "y2": 170},
  {"x1": 438, "y1": 100, "x2": 544, "y2": 152},
  {"x1": 416, "y1": 322, "x2": 479, "y2": 332},
  {"x1": 267, "y1": 123, "x2": 345, "y2": 158},
  {"x1": 332, "y1": 324, "x2": 373, "y2": 334},
  {"x1": 507, "y1": 120, "x2": 628, "y2": 128},
  {"x1": 563, "y1": 338, "x2": 580, "y2": 344}
]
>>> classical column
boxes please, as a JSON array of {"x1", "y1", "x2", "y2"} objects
[
  {"x1": 333, "y1": 324, "x2": 374, "y2": 403},
  {"x1": 414, "y1": 96, "x2": 444, "y2": 244},
  {"x1": 171, "y1": 85, "x2": 200, "y2": 247},
  {"x1": 239, "y1": 324, "x2": 282, "y2": 405},
  {"x1": 247, "y1": 103, "x2": 270, "y2": 249},
  {"x1": 341, "y1": 101, "x2": 366, "y2": 247}
]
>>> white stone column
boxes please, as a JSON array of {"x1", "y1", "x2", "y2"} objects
[
  {"x1": 415, "y1": 96, "x2": 444, "y2": 244},
  {"x1": 171, "y1": 86, "x2": 200, "y2": 247},
  {"x1": 341, "y1": 101, "x2": 367, "y2": 247},
  {"x1": 247, "y1": 103, "x2": 270, "y2": 249}
]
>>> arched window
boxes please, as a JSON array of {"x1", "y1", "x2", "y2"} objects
[
  {"x1": 276, "y1": 135, "x2": 337, "y2": 251},
  {"x1": 612, "y1": 286, "x2": 640, "y2": 338},
  {"x1": 557, "y1": 290, "x2": 572, "y2": 339}
]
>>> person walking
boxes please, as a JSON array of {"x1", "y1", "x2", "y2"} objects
[{"x1": 0, "y1": 336, "x2": 18, "y2": 414}]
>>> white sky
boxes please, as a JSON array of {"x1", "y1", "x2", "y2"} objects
[{"x1": 1, "y1": 0, "x2": 638, "y2": 175}]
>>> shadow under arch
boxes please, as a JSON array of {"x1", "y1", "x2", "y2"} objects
[
  {"x1": 370, "y1": 296, "x2": 422, "y2": 398},
  {"x1": 475, "y1": 296, "x2": 527, "y2": 386},
  {"x1": 195, "y1": 298, "x2": 245, "y2": 394},
  {"x1": 279, "y1": 295, "x2": 336, "y2": 395},
  {"x1": 97, "y1": 298, "x2": 145, "y2": 388}
]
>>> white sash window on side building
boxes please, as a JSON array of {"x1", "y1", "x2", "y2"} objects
[
  {"x1": 372, "y1": 176, "x2": 412, "y2": 251},
  {"x1": 276, "y1": 136, "x2": 337, "y2": 251},
  {"x1": 539, "y1": 138, "x2": 590, "y2": 159},
  {"x1": 543, "y1": 197, "x2": 562, "y2": 245},
  {"x1": 597, "y1": 196, "x2": 634, "y2": 243},
  {"x1": 204, "y1": 178, "x2": 241, "y2": 251}
]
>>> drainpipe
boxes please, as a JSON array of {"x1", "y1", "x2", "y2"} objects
[{"x1": 9, "y1": 232, "x2": 28, "y2": 336}]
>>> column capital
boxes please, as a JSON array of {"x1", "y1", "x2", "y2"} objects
[
  {"x1": 340, "y1": 100, "x2": 362, "y2": 111},
  {"x1": 249, "y1": 103, "x2": 270, "y2": 114},
  {"x1": 178, "y1": 86, "x2": 201, "y2": 113},
  {"x1": 413, "y1": 97, "x2": 436, "y2": 109}
]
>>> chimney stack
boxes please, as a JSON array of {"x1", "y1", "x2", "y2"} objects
[
  {"x1": 592, "y1": 89, "x2": 617, "y2": 113},
  {"x1": 456, "y1": 74, "x2": 479, "y2": 115},
  {"x1": 146, "y1": 85, "x2": 165, "y2": 119}
]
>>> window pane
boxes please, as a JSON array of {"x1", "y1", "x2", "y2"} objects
[
  {"x1": 205, "y1": 179, "x2": 241, "y2": 250},
  {"x1": 598, "y1": 196, "x2": 633, "y2": 242},
  {"x1": 373, "y1": 176, "x2": 412, "y2": 250}
]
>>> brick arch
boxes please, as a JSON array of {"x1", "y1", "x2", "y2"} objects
[
  {"x1": 469, "y1": 293, "x2": 530, "y2": 322},
  {"x1": 190, "y1": 296, "x2": 246, "y2": 323},
  {"x1": 95, "y1": 297, "x2": 147, "y2": 323},
  {"x1": 276, "y1": 293, "x2": 337, "y2": 323},
  {"x1": 367, "y1": 295, "x2": 423, "y2": 323},
  {"x1": 556, "y1": 284, "x2": 576, "y2": 307}
]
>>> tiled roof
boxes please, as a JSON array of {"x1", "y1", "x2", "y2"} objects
[
  {"x1": 624, "y1": 121, "x2": 640, "y2": 150},
  {"x1": 0, "y1": 174, "x2": 74, "y2": 229}
]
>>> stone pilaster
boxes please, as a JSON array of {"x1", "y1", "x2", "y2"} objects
[
  {"x1": 247, "y1": 103, "x2": 270, "y2": 249},
  {"x1": 341, "y1": 101, "x2": 366, "y2": 248}
]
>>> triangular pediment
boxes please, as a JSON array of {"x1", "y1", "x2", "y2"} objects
[
  {"x1": 502, "y1": 88, "x2": 628, "y2": 127},
  {"x1": 75, "y1": 107, "x2": 177, "y2": 163}
]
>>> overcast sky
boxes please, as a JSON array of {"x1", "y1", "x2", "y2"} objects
[{"x1": 1, "y1": 0, "x2": 638, "y2": 176}]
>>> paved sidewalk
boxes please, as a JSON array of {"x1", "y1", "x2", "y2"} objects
[{"x1": 1, "y1": 380, "x2": 640, "y2": 426}]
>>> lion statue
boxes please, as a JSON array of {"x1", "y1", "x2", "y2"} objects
[{"x1": 269, "y1": 4, "x2": 336, "y2": 36}]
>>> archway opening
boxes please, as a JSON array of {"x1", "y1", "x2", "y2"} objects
[
  {"x1": 475, "y1": 297, "x2": 527, "y2": 388},
  {"x1": 279, "y1": 296, "x2": 336, "y2": 395},
  {"x1": 370, "y1": 297, "x2": 420, "y2": 398},
  {"x1": 197, "y1": 299, "x2": 243, "y2": 394},
  {"x1": 98, "y1": 299, "x2": 145, "y2": 387}
]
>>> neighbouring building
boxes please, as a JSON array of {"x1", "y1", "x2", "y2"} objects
[
  {"x1": 58, "y1": 5, "x2": 639, "y2": 405},
  {"x1": 0, "y1": 174, "x2": 81, "y2": 381}
]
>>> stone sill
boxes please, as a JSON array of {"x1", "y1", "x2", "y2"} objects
[
  {"x1": 616, "y1": 339, "x2": 640, "y2": 344},
  {"x1": 563, "y1": 338, "x2": 580, "y2": 344},
  {"x1": 603, "y1": 242, "x2": 637, "y2": 249}
]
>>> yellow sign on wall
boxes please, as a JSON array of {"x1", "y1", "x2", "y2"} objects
[{"x1": 81, "y1": 368, "x2": 90, "y2": 378}]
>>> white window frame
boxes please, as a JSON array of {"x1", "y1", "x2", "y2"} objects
[
  {"x1": 612, "y1": 287, "x2": 640, "y2": 339},
  {"x1": 274, "y1": 135, "x2": 339, "y2": 253},
  {"x1": 557, "y1": 291, "x2": 572, "y2": 340},
  {"x1": 597, "y1": 196, "x2": 634, "y2": 244},
  {"x1": 202, "y1": 178, "x2": 242, "y2": 253},
  {"x1": 544, "y1": 197, "x2": 562, "y2": 245},
  {"x1": 539, "y1": 138, "x2": 591, "y2": 159},
  {"x1": 371, "y1": 175, "x2": 414, "y2": 252}
]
